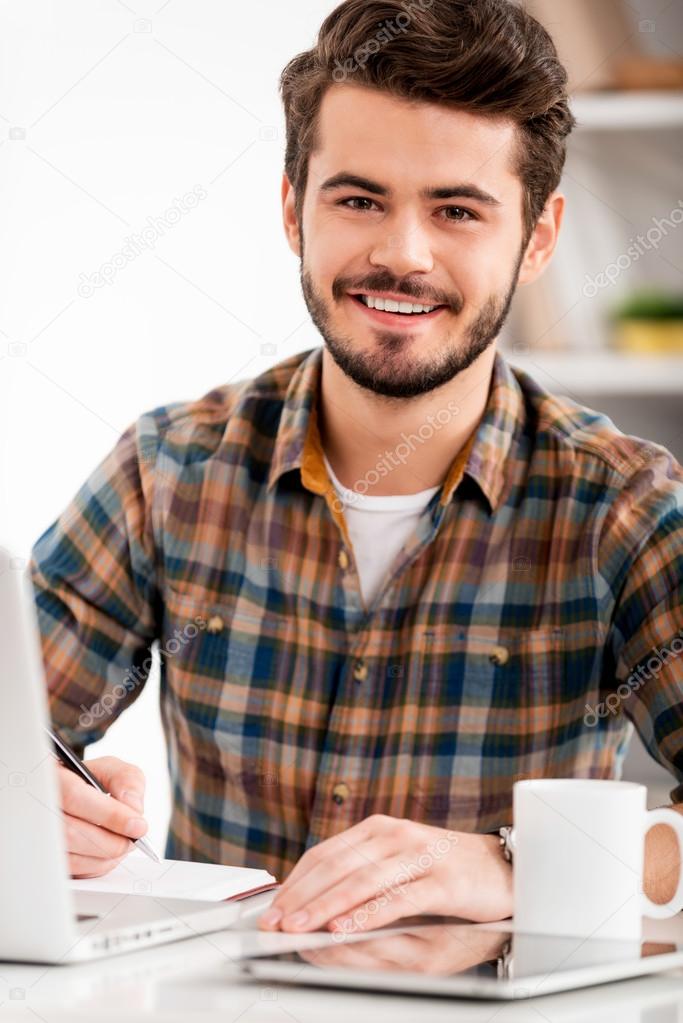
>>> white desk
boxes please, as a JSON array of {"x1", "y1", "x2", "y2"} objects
[{"x1": 3, "y1": 907, "x2": 683, "y2": 1022}]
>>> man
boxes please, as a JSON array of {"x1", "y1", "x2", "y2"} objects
[{"x1": 30, "y1": 0, "x2": 683, "y2": 936}]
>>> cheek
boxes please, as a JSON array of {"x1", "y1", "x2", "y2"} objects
[
  {"x1": 310, "y1": 210, "x2": 358, "y2": 257},
  {"x1": 453, "y1": 250, "x2": 509, "y2": 305},
  {"x1": 304, "y1": 230, "x2": 346, "y2": 282}
]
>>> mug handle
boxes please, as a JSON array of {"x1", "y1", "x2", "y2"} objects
[{"x1": 641, "y1": 808, "x2": 683, "y2": 918}]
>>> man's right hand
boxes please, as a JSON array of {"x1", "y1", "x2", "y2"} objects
[{"x1": 57, "y1": 756, "x2": 150, "y2": 878}]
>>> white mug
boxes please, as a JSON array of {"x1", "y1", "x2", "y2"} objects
[{"x1": 513, "y1": 779, "x2": 683, "y2": 940}]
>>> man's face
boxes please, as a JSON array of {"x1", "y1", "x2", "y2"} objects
[{"x1": 288, "y1": 84, "x2": 530, "y2": 400}]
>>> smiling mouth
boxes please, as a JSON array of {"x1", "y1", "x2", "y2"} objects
[{"x1": 348, "y1": 293, "x2": 447, "y2": 322}]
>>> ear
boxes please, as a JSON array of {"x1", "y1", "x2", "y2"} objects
[
  {"x1": 517, "y1": 192, "x2": 565, "y2": 286},
  {"x1": 281, "y1": 173, "x2": 302, "y2": 257}
]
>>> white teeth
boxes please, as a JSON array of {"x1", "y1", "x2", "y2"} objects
[{"x1": 358, "y1": 294, "x2": 437, "y2": 314}]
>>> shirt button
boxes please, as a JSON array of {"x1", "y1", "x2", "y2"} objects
[
  {"x1": 489, "y1": 644, "x2": 509, "y2": 666},
  {"x1": 332, "y1": 782, "x2": 350, "y2": 805},
  {"x1": 206, "y1": 615, "x2": 225, "y2": 634},
  {"x1": 353, "y1": 660, "x2": 368, "y2": 683},
  {"x1": 338, "y1": 549, "x2": 350, "y2": 570}
]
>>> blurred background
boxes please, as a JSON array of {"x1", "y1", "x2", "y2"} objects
[{"x1": 0, "y1": 0, "x2": 681, "y2": 848}]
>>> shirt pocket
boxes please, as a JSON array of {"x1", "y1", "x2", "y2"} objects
[
  {"x1": 408, "y1": 620, "x2": 604, "y2": 823},
  {"x1": 418, "y1": 620, "x2": 603, "y2": 750},
  {"x1": 161, "y1": 584, "x2": 291, "y2": 799}
]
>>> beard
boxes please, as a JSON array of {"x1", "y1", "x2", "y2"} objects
[{"x1": 299, "y1": 240, "x2": 524, "y2": 401}]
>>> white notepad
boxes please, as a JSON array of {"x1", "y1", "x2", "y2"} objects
[{"x1": 71, "y1": 849, "x2": 277, "y2": 901}]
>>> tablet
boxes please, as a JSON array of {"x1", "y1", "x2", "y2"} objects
[{"x1": 239, "y1": 922, "x2": 683, "y2": 1000}]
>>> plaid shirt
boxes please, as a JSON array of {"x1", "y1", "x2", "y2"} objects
[{"x1": 29, "y1": 345, "x2": 683, "y2": 880}]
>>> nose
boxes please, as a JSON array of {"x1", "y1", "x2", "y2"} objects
[{"x1": 368, "y1": 212, "x2": 434, "y2": 276}]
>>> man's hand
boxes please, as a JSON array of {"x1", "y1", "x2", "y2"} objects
[
  {"x1": 57, "y1": 756, "x2": 150, "y2": 878},
  {"x1": 258, "y1": 814, "x2": 513, "y2": 934}
]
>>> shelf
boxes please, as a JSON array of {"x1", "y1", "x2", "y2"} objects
[
  {"x1": 505, "y1": 350, "x2": 683, "y2": 395},
  {"x1": 570, "y1": 90, "x2": 683, "y2": 130}
]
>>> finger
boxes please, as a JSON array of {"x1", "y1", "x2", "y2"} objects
[
  {"x1": 275, "y1": 815, "x2": 397, "y2": 899},
  {"x1": 279, "y1": 817, "x2": 382, "y2": 891},
  {"x1": 58, "y1": 768, "x2": 148, "y2": 839},
  {"x1": 86, "y1": 757, "x2": 146, "y2": 812},
  {"x1": 280, "y1": 854, "x2": 417, "y2": 932},
  {"x1": 64, "y1": 812, "x2": 135, "y2": 860},
  {"x1": 69, "y1": 853, "x2": 129, "y2": 879},
  {"x1": 270, "y1": 833, "x2": 391, "y2": 922},
  {"x1": 330, "y1": 876, "x2": 434, "y2": 936}
]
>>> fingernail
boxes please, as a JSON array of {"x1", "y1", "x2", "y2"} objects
[
  {"x1": 120, "y1": 790, "x2": 144, "y2": 812},
  {"x1": 259, "y1": 907, "x2": 283, "y2": 928},
  {"x1": 283, "y1": 910, "x2": 309, "y2": 929},
  {"x1": 125, "y1": 816, "x2": 147, "y2": 838}
]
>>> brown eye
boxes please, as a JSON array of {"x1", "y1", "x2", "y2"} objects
[
  {"x1": 441, "y1": 206, "x2": 476, "y2": 222},
  {"x1": 338, "y1": 197, "x2": 378, "y2": 211}
]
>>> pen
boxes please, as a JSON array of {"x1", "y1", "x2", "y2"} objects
[{"x1": 45, "y1": 725, "x2": 161, "y2": 863}]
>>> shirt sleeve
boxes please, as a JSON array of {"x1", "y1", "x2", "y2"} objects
[
  {"x1": 601, "y1": 446, "x2": 683, "y2": 803},
  {"x1": 28, "y1": 415, "x2": 163, "y2": 758}
]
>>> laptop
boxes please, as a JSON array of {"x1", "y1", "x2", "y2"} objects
[{"x1": 0, "y1": 549, "x2": 258, "y2": 964}]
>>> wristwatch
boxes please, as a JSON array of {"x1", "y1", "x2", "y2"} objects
[{"x1": 498, "y1": 825, "x2": 516, "y2": 865}]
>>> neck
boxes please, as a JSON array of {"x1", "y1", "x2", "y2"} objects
[{"x1": 318, "y1": 345, "x2": 496, "y2": 497}]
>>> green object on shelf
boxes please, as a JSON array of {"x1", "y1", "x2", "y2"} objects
[{"x1": 611, "y1": 290, "x2": 683, "y2": 321}]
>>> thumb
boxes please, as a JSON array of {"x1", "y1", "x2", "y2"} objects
[{"x1": 88, "y1": 756, "x2": 146, "y2": 813}]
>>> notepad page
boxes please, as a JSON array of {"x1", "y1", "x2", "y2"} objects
[{"x1": 71, "y1": 849, "x2": 277, "y2": 901}]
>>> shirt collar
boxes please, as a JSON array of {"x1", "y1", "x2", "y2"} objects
[{"x1": 267, "y1": 346, "x2": 522, "y2": 515}]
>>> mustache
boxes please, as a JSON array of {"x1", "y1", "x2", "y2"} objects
[{"x1": 333, "y1": 275, "x2": 462, "y2": 312}]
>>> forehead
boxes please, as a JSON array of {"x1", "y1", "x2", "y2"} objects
[{"x1": 310, "y1": 83, "x2": 520, "y2": 198}]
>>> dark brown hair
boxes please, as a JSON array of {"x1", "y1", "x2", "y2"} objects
[{"x1": 279, "y1": 0, "x2": 576, "y2": 247}]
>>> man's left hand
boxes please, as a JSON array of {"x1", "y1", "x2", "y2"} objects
[{"x1": 258, "y1": 814, "x2": 513, "y2": 934}]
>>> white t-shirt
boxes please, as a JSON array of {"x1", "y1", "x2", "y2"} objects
[{"x1": 322, "y1": 452, "x2": 440, "y2": 607}]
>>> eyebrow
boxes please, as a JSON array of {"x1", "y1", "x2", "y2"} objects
[{"x1": 318, "y1": 172, "x2": 503, "y2": 208}]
